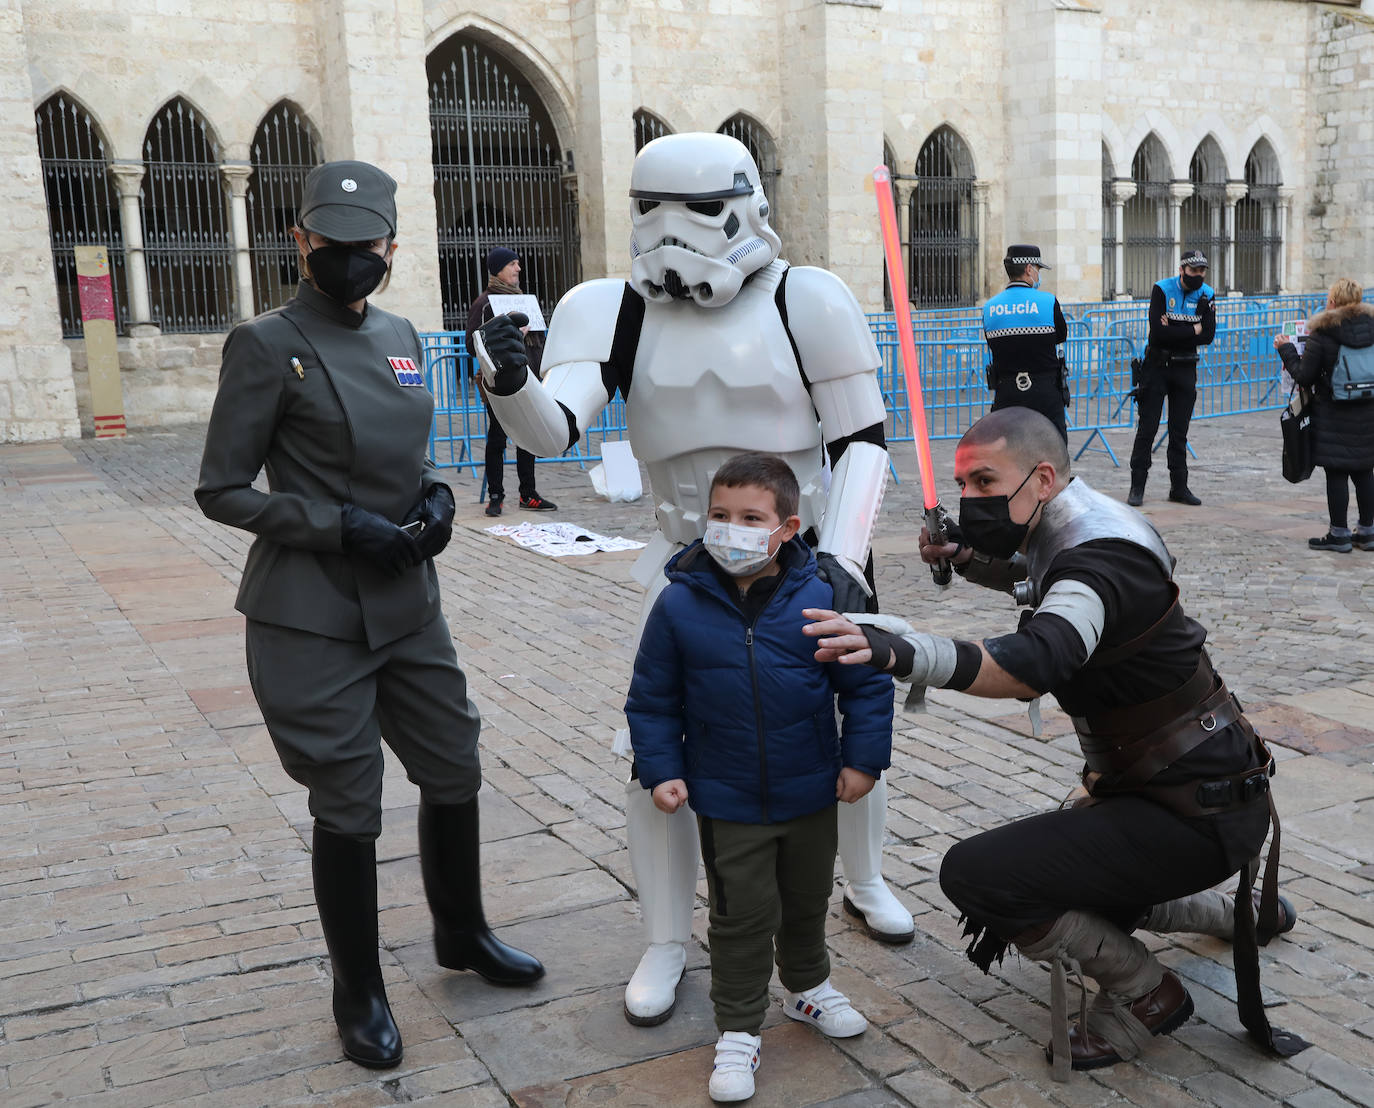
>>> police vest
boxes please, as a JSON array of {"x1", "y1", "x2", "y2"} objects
[
  {"x1": 983, "y1": 284, "x2": 1059, "y2": 373},
  {"x1": 1156, "y1": 275, "x2": 1214, "y2": 325}
]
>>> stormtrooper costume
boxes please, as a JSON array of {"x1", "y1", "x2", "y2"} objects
[{"x1": 474, "y1": 132, "x2": 912, "y2": 1027}]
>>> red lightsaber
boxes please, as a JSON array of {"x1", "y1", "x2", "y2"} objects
[{"x1": 873, "y1": 165, "x2": 951, "y2": 586}]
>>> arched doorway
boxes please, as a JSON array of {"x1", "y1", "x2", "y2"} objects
[
  {"x1": 428, "y1": 33, "x2": 579, "y2": 330},
  {"x1": 717, "y1": 113, "x2": 780, "y2": 233},
  {"x1": 909, "y1": 126, "x2": 978, "y2": 308},
  {"x1": 1235, "y1": 139, "x2": 1282, "y2": 295}
]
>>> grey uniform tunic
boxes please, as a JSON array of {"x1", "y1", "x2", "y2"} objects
[{"x1": 197, "y1": 282, "x2": 480, "y2": 837}]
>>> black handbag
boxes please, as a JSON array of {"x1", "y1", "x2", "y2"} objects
[{"x1": 1280, "y1": 387, "x2": 1314, "y2": 484}]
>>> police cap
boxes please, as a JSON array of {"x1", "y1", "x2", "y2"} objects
[
  {"x1": 298, "y1": 160, "x2": 397, "y2": 241},
  {"x1": 1180, "y1": 249, "x2": 1209, "y2": 269},
  {"x1": 1005, "y1": 244, "x2": 1051, "y2": 270}
]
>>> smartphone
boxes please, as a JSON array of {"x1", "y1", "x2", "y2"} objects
[{"x1": 401, "y1": 520, "x2": 425, "y2": 538}]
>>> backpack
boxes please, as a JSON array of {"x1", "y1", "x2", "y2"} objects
[{"x1": 1330, "y1": 343, "x2": 1374, "y2": 402}]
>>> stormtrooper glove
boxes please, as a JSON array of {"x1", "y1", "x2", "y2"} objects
[{"x1": 473, "y1": 312, "x2": 531, "y2": 396}]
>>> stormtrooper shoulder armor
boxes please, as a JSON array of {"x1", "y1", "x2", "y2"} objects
[
  {"x1": 542, "y1": 279, "x2": 632, "y2": 368},
  {"x1": 782, "y1": 266, "x2": 881, "y2": 381}
]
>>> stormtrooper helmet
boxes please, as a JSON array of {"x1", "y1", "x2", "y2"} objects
[{"x1": 629, "y1": 132, "x2": 781, "y2": 308}]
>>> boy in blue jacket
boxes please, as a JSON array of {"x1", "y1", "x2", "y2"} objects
[{"x1": 626, "y1": 452, "x2": 895, "y2": 1103}]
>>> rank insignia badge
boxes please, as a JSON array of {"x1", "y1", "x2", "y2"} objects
[{"x1": 387, "y1": 356, "x2": 424, "y2": 386}]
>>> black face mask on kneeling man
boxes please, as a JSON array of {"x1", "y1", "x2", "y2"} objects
[
  {"x1": 309, "y1": 245, "x2": 389, "y2": 304},
  {"x1": 958, "y1": 467, "x2": 1044, "y2": 559}
]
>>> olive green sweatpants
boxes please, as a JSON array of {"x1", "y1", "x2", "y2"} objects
[{"x1": 697, "y1": 805, "x2": 837, "y2": 1034}]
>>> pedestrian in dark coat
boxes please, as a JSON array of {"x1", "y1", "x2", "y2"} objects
[
  {"x1": 1275, "y1": 277, "x2": 1374, "y2": 552},
  {"x1": 196, "y1": 160, "x2": 543, "y2": 1072}
]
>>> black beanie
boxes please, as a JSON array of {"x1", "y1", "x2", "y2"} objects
[{"x1": 486, "y1": 247, "x2": 519, "y2": 276}]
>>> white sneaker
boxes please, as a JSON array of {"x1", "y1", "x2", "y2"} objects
[
  {"x1": 708, "y1": 1031, "x2": 761, "y2": 1102},
  {"x1": 782, "y1": 979, "x2": 868, "y2": 1037},
  {"x1": 624, "y1": 942, "x2": 686, "y2": 1026}
]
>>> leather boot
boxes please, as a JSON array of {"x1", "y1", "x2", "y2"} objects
[
  {"x1": 1126, "y1": 476, "x2": 1146, "y2": 507},
  {"x1": 1018, "y1": 910, "x2": 1193, "y2": 1080},
  {"x1": 312, "y1": 826, "x2": 402, "y2": 1068},
  {"x1": 1143, "y1": 887, "x2": 1297, "y2": 940},
  {"x1": 418, "y1": 797, "x2": 544, "y2": 985}
]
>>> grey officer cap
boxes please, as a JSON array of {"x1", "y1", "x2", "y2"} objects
[{"x1": 298, "y1": 160, "x2": 397, "y2": 241}]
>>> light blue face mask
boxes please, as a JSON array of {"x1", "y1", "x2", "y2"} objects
[{"x1": 1032, "y1": 270, "x2": 1042, "y2": 289}]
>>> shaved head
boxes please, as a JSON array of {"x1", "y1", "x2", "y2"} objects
[{"x1": 958, "y1": 408, "x2": 1070, "y2": 477}]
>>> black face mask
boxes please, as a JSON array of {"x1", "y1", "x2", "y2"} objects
[
  {"x1": 1180, "y1": 272, "x2": 1205, "y2": 292},
  {"x1": 958, "y1": 466, "x2": 1043, "y2": 559},
  {"x1": 308, "y1": 245, "x2": 389, "y2": 304}
]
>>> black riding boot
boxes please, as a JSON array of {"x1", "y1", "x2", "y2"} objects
[
  {"x1": 418, "y1": 797, "x2": 545, "y2": 985},
  {"x1": 312, "y1": 826, "x2": 403, "y2": 1068}
]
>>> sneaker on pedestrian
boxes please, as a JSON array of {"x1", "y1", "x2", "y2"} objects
[
  {"x1": 484, "y1": 495, "x2": 504, "y2": 518},
  {"x1": 520, "y1": 494, "x2": 557, "y2": 511},
  {"x1": 1309, "y1": 531, "x2": 1353, "y2": 553},
  {"x1": 708, "y1": 1031, "x2": 760, "y2": 1103},
  {"x1": 1168, "y1": 486, "x2": 1202, "y2": 506},
  {"x1": 782, "y1": 979, "x2": 868, "y2": 1038}
]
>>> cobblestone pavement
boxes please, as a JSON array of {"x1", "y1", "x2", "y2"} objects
[{"x1": 2, "y1": 411, "x2": 1372, "y2": 1107}]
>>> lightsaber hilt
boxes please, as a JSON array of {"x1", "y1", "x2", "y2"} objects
[{"x1": 924, "y1": 502, "x2": 952, "y2": 586}]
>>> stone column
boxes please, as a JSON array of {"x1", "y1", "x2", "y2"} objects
[
  {"x1": 1110, "y1": 180, "x2": 1135, "y2": 299},
  {"x1": 1223, "y1": 181, "x2": 1247, "y2": 293},
  {"x1": 973, "y1": 180, "x2": 992, "y2": 300},
  {"x1": 109, "y1": 161, "x2": 156, "y2": 335},
  {"x1": 1168, "y1": 182, "x2": 1190, "y2": 264},
  {"x1": 312, "y1": 0, "x2": 441, "y2": 328},
  {"x1": 778, "y1": 0, "x2": 885, "y2": 308},
  {"x1": 0, "y1": 0, "x2": 80, "y2": 440},
  {"x1": 220, "y1": 163, "x2": 256, "y2": 321},
  {"x1": 1276, "y1": 186, "x2": 1295, "y2": 293},
  {"x1": 570, "y1": 0, "x2": 634, "y2": 280},
  {"x1": 1000, "y1": 0, "x2": 1105, "y2": 303}
]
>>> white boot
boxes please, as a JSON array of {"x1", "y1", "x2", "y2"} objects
[
  {"x1": 708, "y1": 1031, "x2": 761, "y2": 1102},
  {"x1": 623, "y1": 779, "x2": 699, "y2": 1025},
  {"x1": 782, "y1": 978, "x2": 868, "y2": 1037},
  {"x1": 837, "y1": 776, "x2": 913, "y2": 943}
]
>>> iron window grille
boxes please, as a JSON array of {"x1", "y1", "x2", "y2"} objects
[
  {"x1": 907, "y1": 126, "x2": 978, "y2": 309},
  {"x1": 633, "y1": 109, "x2": 672, "y2": 153},
  {"x1": 1122, "y1": 135, "x2": 1173, "y2": 299},
  {"x1": 1182, "y1": 139, "x2": 1228, "y2": 293},
  {"x1": 1234, "y1": 141, "x2": 1282, "y2": 295},
  {"x1": 141, "y1": 98, "x2": 236, "y2": 333},
  {"x1": 428, "y1": 35, "x2": 580, "y2": 332},
  {"x1": 1101, "y1": 145, "x2": 1117, "y2": 301},
  {"x1": 35, "y1": 95, "x2": 131, "y2": 337},
  {"x1": 247, "y1": 102, "x2": 321, "y2": 314}
]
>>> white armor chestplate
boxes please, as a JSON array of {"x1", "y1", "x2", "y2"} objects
[{"x1": 628, "y1": 266, "x2": 825, "y2": 546}]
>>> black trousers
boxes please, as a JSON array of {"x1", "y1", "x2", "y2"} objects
[
  {"x1": 991, "y1": 375, "x2": 1067, "y2": 441},
  {"x1": 1323, "y1": 467, "x2": 1374, "y2": 529},
  {"x1": 1130, "y1": 358, "x2": 1197, "y2": 483},
  {"x1": 483, "y1": 401, "x2": 536, "y2": 500},
  {"x1": 938, "y1": 793, "x2": 1270, "y2": 967}
]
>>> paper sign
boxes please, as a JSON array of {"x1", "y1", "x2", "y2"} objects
[{"x1": 488, "y1": 294, "x2": 546, "y2": 331}]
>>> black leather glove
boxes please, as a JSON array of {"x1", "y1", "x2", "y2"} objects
[
  {"x1": 403, "y1": 482, "x2": 455, "y2": 560},
  {"x1": 815, "y1": 551, "x2": 872, "y2": 616},
  {"x1": 340, "y1": 503, "x2": 423, "y2": 577},
  {"x1": 475, "y1": 312, "x2": 531, "y2": 396}
]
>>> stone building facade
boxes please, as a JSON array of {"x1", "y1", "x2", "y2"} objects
[{"x1": 5, "y1": 0, "x2": 1372, "y2": 440}]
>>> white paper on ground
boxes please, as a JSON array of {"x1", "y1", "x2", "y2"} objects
[{"x1": 485, "y1": 520, "x2": 646, "y2": 557}]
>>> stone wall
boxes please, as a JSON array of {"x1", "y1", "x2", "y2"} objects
[
  {"x1": 1306, "y1": 5, "x2": 1374, "y2": 288},
  {"x1": 9, "y1": 0, "x2": 1372, "y2": 437}
]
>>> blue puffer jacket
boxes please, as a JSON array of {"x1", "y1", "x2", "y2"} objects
[{"x1": 627, "y1": 537, "x2": 894, "y2": 825}]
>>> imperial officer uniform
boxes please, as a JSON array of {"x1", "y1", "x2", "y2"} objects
[
  {"x1": 196, "y1": 160, "x2": 542, "y2": 1072},
  {"x1": 982, "y1": 244, "x2": 1070, "y2": 440},
  {"x1": 1128, "y1": 249, "x2": 1216, "y2": 505}
]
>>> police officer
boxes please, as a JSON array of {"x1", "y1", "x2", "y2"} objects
[
  {"x1": 982, "y1": 244, "x2": 1070, "y2": 440},
  {"x1": 1127, "y1": 249, "x2": 1216, "y2": 506},
  {"x1": 196, "y1": 160, "x2": 543, "y2": 1071},
  {"x1": 801, "y1": 407, "x2": 1308, "y2": 1081}
]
